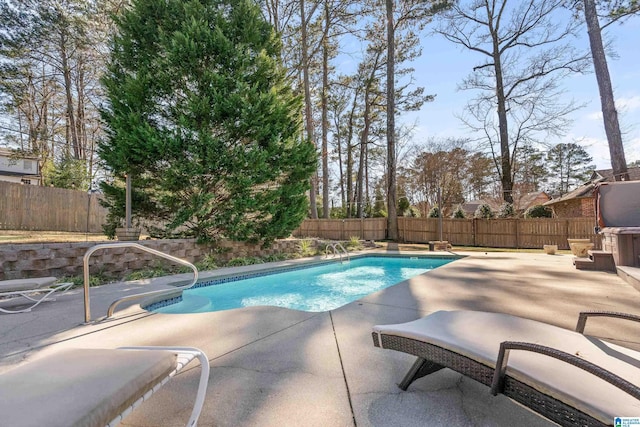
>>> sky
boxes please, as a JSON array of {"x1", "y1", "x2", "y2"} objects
[{"x1": 402, "y1": 10, "x2": 640, "y2": 170}]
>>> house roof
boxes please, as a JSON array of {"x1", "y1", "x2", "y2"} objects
[
  {"x1": 515, "y1": 191, "x2": 550, "y2": 211},
  {"x1": 545, "y1": 166, "x2": 640, "y2": 206},
  {"x1": 0, "y1": 148, "x2": 39, "y2": 160},
  {"x1": 461, "y1": 199, "x2": 502, "y2": 214},
  {"x1": 591, "y1": 166, "x2": 640, "y2": 182},
  {"x1": 0, "y1": 170, "x2": 41, "y2": 178}
]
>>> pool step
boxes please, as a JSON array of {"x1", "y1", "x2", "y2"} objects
[{"x1": 574, "y1": 250, "x2": 616, "y2": 272}]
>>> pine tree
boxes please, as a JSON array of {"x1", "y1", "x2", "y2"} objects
[
  {"x1": 474, "y1": 204, "x2": 495, "y2": 219},
  {"x1": 547, "y1": 143, "x2": 594, "y2": 196},
  {"x1": 99, "y1": 0, "x2": 316, "y2": 244},
  {"x1": 451, "y1": 206, "x2": 466, "y2": 219}
]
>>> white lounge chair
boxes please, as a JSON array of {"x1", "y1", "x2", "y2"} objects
[
  {"x1": 373, "y1": 310, "x2": 640, "y2": 427},
  {"x1": 0, "y1": 276, "x2": 73, "y2": 314},
  {"x1": 0, "y1": 346, "x2": 210, "y2": 427}
]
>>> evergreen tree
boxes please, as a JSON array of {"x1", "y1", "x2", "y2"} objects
[
  {"x1": 50, "y1": 153, "x2": 90, "y2": 190},
  {"x1": 372, "y1": 185, "x2": 387, "y2": 218},
  {"x1": 546, "y1": 143, "x2": 594, "y2": 196},
  {"x1": 497, "y1": 203, "x2": 516, "y2": 218},
  {"x1": 514, "y1": 145, "x2": 548, "y2": 193},
  {"x1": 99, "y1": 0, "x2": 316, "y2": 244},
  {"x1": 451, "y1": 205, "x2": 466, "y2": 219},
  {"x1": 474, "y1": 204, "x2": 494, "y2": 219}
]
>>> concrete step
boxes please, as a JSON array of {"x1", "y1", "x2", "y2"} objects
[
  {"x1": 574, "y1": 258, "x2": 598, "y2": 271},
  {"x1": 588, "y1": 250, "x2": 617, "y2": 272},
  {"x1": 574, "y1": 251, "x2": 616, "y2": 272}
]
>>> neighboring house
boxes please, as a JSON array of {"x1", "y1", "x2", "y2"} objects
[
  {"x1": 460, "y1": 199, "x2": 502, "y2": 217},
  {"x1": 544, "y1": 166, "x2": 640, "y2": 218},
  {"x1": 0, "y1": 149, "x2": 42, "y2": 185},
  {"x1": 514, "y1": 191, "x2": 551, "y2": 215},
  {"x1": 458, "y1": 195, "x2": 547, "y2": 218}
]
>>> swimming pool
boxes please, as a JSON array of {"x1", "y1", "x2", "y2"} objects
[{"x1": 148, "y1": 255, "x2": 458, "y2": 314}]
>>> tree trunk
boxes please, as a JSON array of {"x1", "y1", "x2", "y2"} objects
[
  {"x1": 386, "y1": 0, "x2": 398, "y2": 240},
  {"x1": 76, "y1": 58, "x2": 86, "y2": 161},
  {"x1": 300, "y1": 0, "x2": 318, "y2": 218},
  {"x1": 335, "y1": 117, "x2": 345, "y2": 214},
  {"x1": 345, "y1": 93, "x2": 357, "y2": 218},
  {"x1": 583, "y1": 0, "x2": 628, "y2": 181},
  {"x1": 60, "y1": 32, "x2": 80, "y2": 159},
  {"x1": 321, "y1": 3, "x2": 330, "y2": 218},
  {"x1": 357, "y1": 84, "x2": 371, "y2": 218},
  {"x1": 492, "y1": 24, "x2": 513, "y2": 203}
]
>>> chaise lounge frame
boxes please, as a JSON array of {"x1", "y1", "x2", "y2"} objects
[
  {"x1": 109, "y1": 346, "x2": 210, "y2": 427},
  {"x1": 0, "y1": 277, "x2": 73, "y2": 314},
  {"x1": 372, "y1": 310, "x2": 640, "y2": 427}
]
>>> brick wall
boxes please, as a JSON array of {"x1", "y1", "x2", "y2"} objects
[
  {"x1": 0, "y1": 239, "x2": 305, "y2": 280},
  {"x1": 551, "y1": 199, "x2": 585, "y2": 218},
  {"x1": 550, "y1": 197, "x2": 596, "y2": 218},
  {"x1": 581, "y1": 198, "x2": 596, "y2": 217}
]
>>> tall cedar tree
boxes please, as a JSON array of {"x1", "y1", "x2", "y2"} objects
[{"x1": 99, "y1": 0, "x2": 316, "y2": 244}]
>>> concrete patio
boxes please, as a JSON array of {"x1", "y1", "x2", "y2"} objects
[{"x1": 1, "y1": 249, "x2": 639, "y2": 426}]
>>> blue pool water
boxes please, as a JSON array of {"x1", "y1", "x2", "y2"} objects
[{"x1": 151, "y1": 255, "x2": 456, "y2": 314}]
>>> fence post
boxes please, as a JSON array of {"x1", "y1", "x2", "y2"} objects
[{"x1": 472, "y1": 218, "x2": 477, "y2": 246}]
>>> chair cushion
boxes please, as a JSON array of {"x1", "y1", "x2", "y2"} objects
[
  {"x1": 0, "y1": 348, "x2": 177, "y2": 427},
  {"x1": 374, "y1": 310, "x2": 640, "y2": 424},
  {"x1": 0, "y1": 277, "x2": 57, "y2": 292}
]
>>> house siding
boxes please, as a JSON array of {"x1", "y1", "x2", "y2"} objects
[
  {"x1": 0, "y1": 151, "x2": 41, "y2": 185},
  {"x1": 549, "y1": 197, "x2": 595, "y2": 218}
]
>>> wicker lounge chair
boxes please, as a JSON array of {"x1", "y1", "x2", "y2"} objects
[
  {"x1": 372, "y1": 310, "x2": 640, "y2": 427},
  {"x1": 0, "y1": 346, "x2": 210, "y2": 427},
  {"x1": 0, "y1": 276, "x2": 73, "y2": 314}
]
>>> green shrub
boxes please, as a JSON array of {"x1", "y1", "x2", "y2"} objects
[
  {"x1": 125, "y1": 267, "x2": 170, "y2": 281},
  {"x1": 428, "y1": 205, "x2": 441, "y2": 218},
  {"x1": 61, "y1": 275, "x2": 104, "y2": 288},
  {"x1": 498, "y1": 203, "x2": 516, "y2": 218},
  {"x1": 226, "y1": 257, "x2": 263, "y2": 267},
  {"x1": 405, "y1": 206, "x2": 420, "y2": 217},
  {"x1": 451, "y1": 205, "x2": 466, "y2": 219},
  {"x1": 298, "y1": 239, "x2": 316, "y2": 257},
  {"x1": 524, "y1": 204, "x2": 553, "y2": 218},
  {"x1": 195, "y1": 254, "x2": 218, "y2": 271},
  {"x1": 262, "y1": 253, "x2": 289, "y2": 262},
  {"x1": 474, "y1": 204, "x2": 495, "y2": 219},
  {"x1": 398, "y1": 197, "x2": 410, "y2": 216},
  {"x1": 346, "y1": 236, "x2": 363, "y2": 250}
]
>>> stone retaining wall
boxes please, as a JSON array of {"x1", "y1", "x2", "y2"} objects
[{"x1": 0, "y1": 239, "x2": 305, "y2": 280}]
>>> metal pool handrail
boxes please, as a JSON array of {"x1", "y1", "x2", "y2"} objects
[
  {"x1": 82, "y1": 242, "x2": 198, "y2": 323},
  {"x1": 324, "y1": 242, "x2": 350, "y2": 263}
]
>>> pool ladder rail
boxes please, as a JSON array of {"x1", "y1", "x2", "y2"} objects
[
  {"x1": 82, "y1": 242, "x2": 198, "y2": 324},
  {"x1": 325, "y1": 242, "x2": 350, "y2": 263}
]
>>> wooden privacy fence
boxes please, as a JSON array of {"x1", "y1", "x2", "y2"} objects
[
  {"x1": 293, "y1": 217, "x2": 598, "y2": 250},
  {"x1": 295, "y1": 218, "x2": 387, "y2": 241},
  {"x1": 0, "y1": 181, "x2": 108, "y2": 233}
]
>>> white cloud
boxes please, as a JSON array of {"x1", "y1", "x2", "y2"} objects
[
  {"x1": 559, "y1": 135, "x2": 611, "y2": 169},
  {"x1": 616, "y1": 95, "x2": 640, "y2": 112},
  {"x1": 584, "y1": 96, "x2": 640, "y2": 122},
  {"x1": 624, "y1": 136, "x2": 640, "y2": 164},
  {"x1": 586, "y1": 111, "x2": 602, "y2": 121}
]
